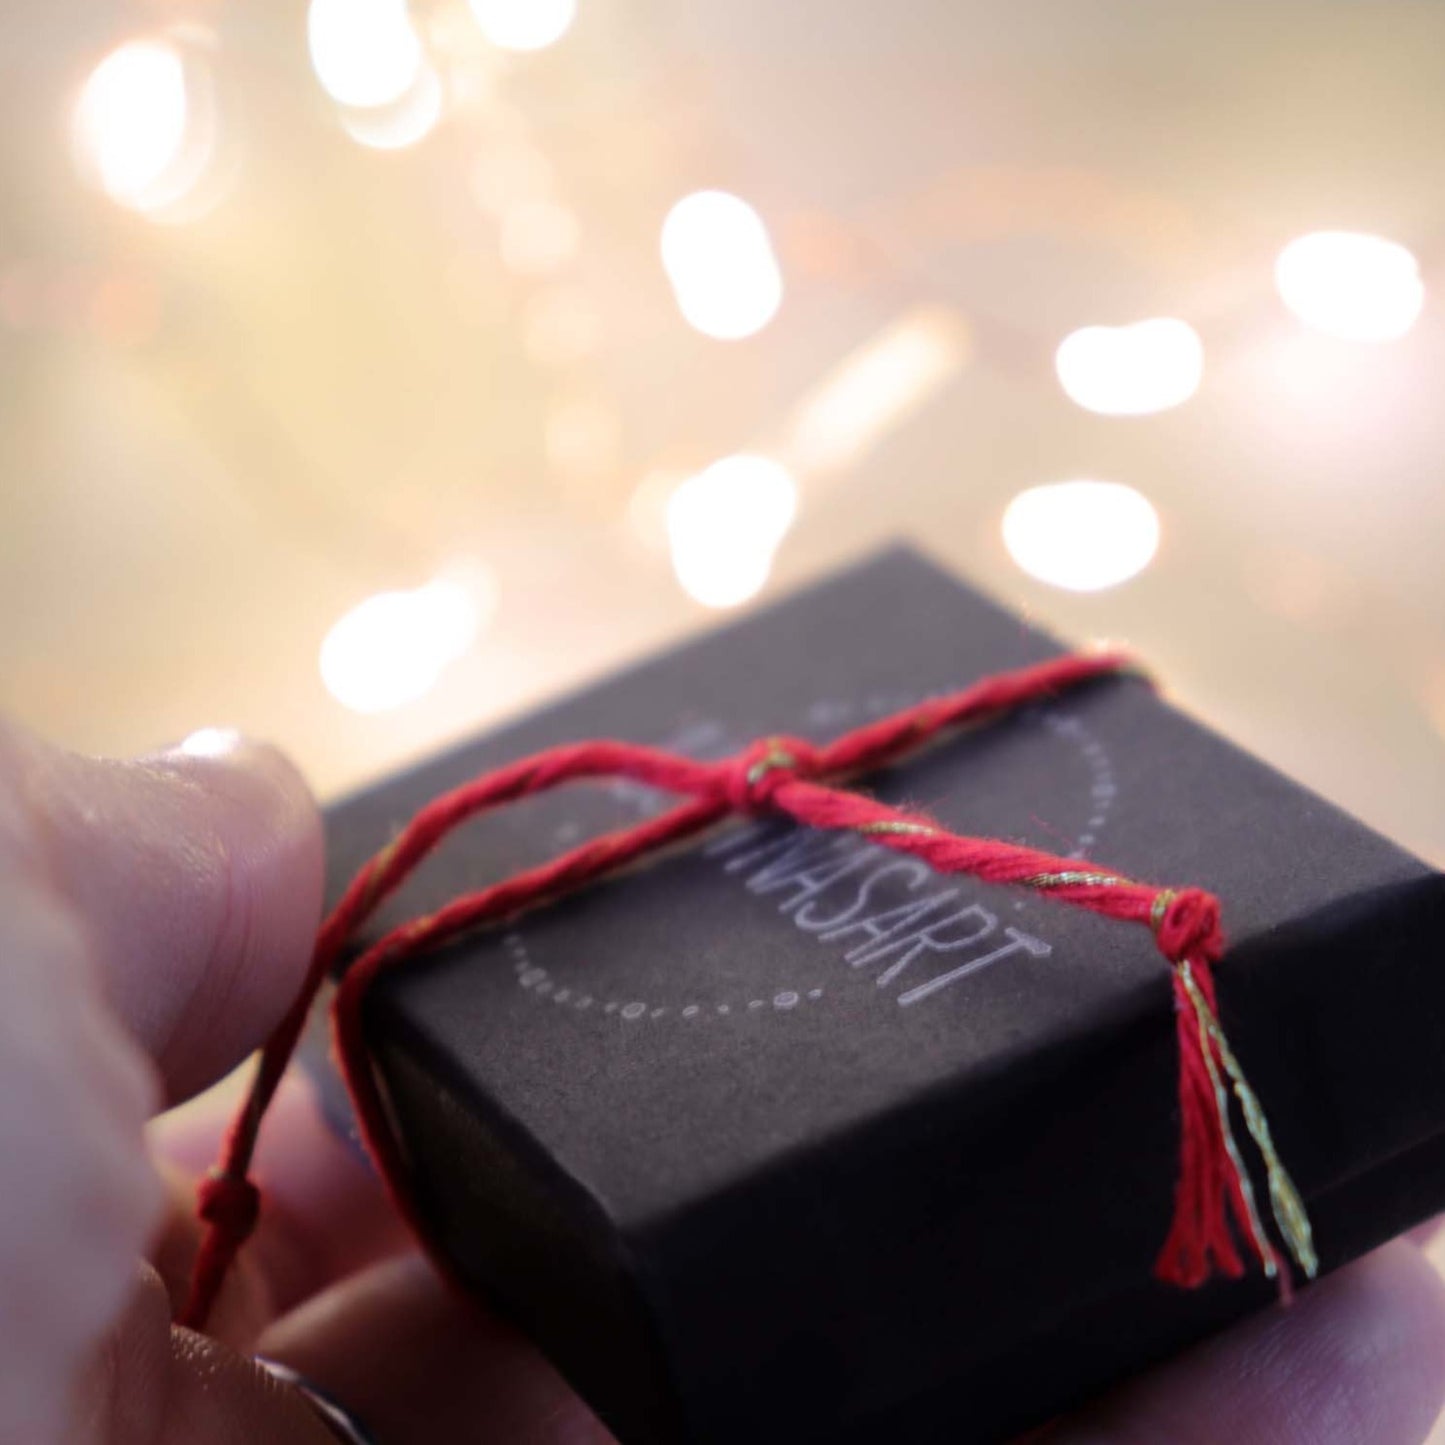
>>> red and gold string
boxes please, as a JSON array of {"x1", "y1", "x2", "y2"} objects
[{"x1": 180, "y1": 650, "x2": 1316, "y2": 1331}]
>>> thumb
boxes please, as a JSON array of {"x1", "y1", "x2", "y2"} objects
[
  {"x1": 69, "y1": 1266, "x2": 347, "y2": 1445},
  {"x1": 1, "y1": 721, "x2": 324, "y2": 1103}
]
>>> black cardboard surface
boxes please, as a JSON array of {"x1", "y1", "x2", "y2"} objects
[{"x1": 314, "y1": 546, "x2": 1445, "y2": 1444}]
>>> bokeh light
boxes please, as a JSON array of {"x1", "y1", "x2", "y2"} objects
[
  {"x1": 1055, "y1": 318, "x2": 1204, "y2": 416},
  {"x1": 1275, "y1": 232, "x2": 1425, "y2": 342},
  {"x1": 89, "y1": 274, "x2": 163, "y2": 347},
  {"x1": 627, "y1": 466, "x2": 685, "y2": 554},
  {"x1": 523, "y1": 285, "x2": 603, "y2": 365},
  {"x1": 339, "y1": 65, "x2": 445, "y2": 150},
  {"x1": 320, "y1": 574, "x2": 493, "y2": 713},
  {"x1": 500, "y1": 199, "x2": 580, "y2": 275},
  {"x1": 660, "y1": 191, "x2": 783, "y2": 341},
  {"x1": 1236, "y1": 323, "x2": 1417, "y2": 440},
  {"x1": 471, "y1": 139, "x2": 555, "y2": 216},
  {"x1": 469, "y1": 0, "x2": 577, "y2": 53},
  {"x1": 545, "y1": 394, "x2": 621, "y2": 482},
  {"x1": 73, "y1": 38, "x2": 213, "y2": 215},
  {"x1": 308, "y1": 0, "x2": 423, "y2": 109},
  {"x1": 1002, "y1": 480, "x2": 1160, "y2": 592},
  {"x1": 787, "y1": 308, "x2": 970, "y2": 476},
  {"x1": 666, "y1": 454, "x2": 797, "y2": 608}
]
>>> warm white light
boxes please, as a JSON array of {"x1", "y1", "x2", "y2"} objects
[
  {"x1": 340, "y1": 66, "x2": 444, "y2": 149},
  {"x1": 787, "y1": 308, "x2": 970, "y2": 476},
  {"x1": 74, "y1": 40, "x2": 197, "y2": 211},
  {"x1": 627, "y1": 467, "x2": 684, "y2": 554},
  {"x1": 469, "y1": 0, "x2": 577, "y2": 52},
  {"x1": 1002, "y1": 480, "x2": 1160, "y2": 592},
  {"x1": 660, "y1": 191, "x2": 783, "y2": 341},
  {"x1": 308, "y1": 0, "x2": 423, "y2": 109},
  {"x1": 545, "y1": 395, "x2": 620, "y2": 480},
  {"x1": 471, "y1": 141, "x2": 555, "y2": 216},
  {"x1": 500, "y1": 199, "x2": 579, "y2": 275},
  {"x1": 1275, "y1": 232, "x2": 1425, "y2": 342},
  {"x1": 320, "y1": 575, "x2": 492, "y2": 713},
  {"x1": 523, "y1": 285, "x2": 602, "y2": 364},
  {"x1": 667, "y1": 454, "x2": 797, "y2": 608},
  {"x1": 1055, "y1": 318, "x2": 1204, "y2": 416}
]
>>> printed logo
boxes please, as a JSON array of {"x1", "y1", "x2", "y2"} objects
[{"x1": 504, "y1": 691, "x2": 1117, "y2": 1024}]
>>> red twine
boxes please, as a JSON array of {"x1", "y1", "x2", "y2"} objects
[{"x1": 178, "y1": 651, "x2": 1316, "y2": 1331}]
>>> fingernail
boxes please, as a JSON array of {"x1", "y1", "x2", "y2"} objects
[{"x1": 173, "y1": 728, "x2": 246, "y2": 760}]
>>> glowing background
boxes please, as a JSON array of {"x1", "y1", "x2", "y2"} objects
[{"x1": 2, "y1": 0, "x2": 1444, "y2": 924}]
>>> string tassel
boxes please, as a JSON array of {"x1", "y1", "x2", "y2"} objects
[{"x1": 1147, "y1": 886, "x2": 1316, "y2": 1295}]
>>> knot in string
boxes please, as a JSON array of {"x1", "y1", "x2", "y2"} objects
[
  {"x1": 1152, "y1": 887, "x2": 1225, "y2": 965},
  {"x1": 196, "y1": 1169, "x2": 261, "y2": 1242},
  {"x1": 721, "y1": 735, "x2": 823, "y2": 811}
]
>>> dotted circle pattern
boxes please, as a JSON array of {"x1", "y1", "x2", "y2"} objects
[
  {"x1": 509, "y1": 691, "x2": 1116, "y2": 1024},
  {"x1": 507, "y1": 928, "x2": 828, "y2": 1022}
]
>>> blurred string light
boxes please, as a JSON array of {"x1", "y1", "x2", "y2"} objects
[
  {"x1": 523, "y1": 284, "x2": 603, "y2": 365},
  {"x1": 1275, "y1": 232, "x2": 1425, "y2": 342},
  {"x1": 0, "y1": 263, "x2": 162, "y2": 345},
  {"x1": 468, "y1": 0, "x2": 577, "y2": 52},
  {"x1": 73, "y1": 37, "x2": 217, "y2": 216},
  {"x1": 627, "y1": 466, "x2": 685, "y2": 553},
  {"x1": 660, "y1": 191, "x2": 784, "y2": 340},
  {"x1": 339, "y1": 65, "x2": 445, "y2": 150},
  {"x1": 500, "y1": 198, "x2": 580, "y2": 275},
  {"x1": 666, "y1": 454, "x2": 797, "y2": 608},
  {"x1": 546, "y1": 394, "x2": 622, "y2": 483},
  {"x1": 74, "y1": 41, "x2": 185, "y2": 203},
  {"x1": 1241, "y1": 327, "x2": 1400, "y2": 422},
  {"x1": 89, "y1": 273, "x2": 163, "y2": 346},
  {"x1": 1055, "y1": 318, "x2": 1204, "y2": 416},
  {"x1": 320, "y1": 572, "x2": 495, "y2": 714},
  {"x1": 1002, "y1": 480, "x2": 1160, "y2": 592},
  {"x1": 786, "y1": 307, "x2": 970, "y2": 476},
  {"x1": 308, "y1": 0, "x2": 423, "y2": 109},
  {"x1": 471, "y1": 137, "x2": 555, "y2": 216}
]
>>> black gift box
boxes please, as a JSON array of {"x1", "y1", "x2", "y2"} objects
[{"x1": 312, "y1": 547, "x2": 1445, "y2": 1444}]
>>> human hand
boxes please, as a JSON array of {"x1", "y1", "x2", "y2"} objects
[
  {"x1": 0, "y1": 720, "x2": 610, "y2": 1443},
  {"x1": 1039, "y1": 1225, "x2": 1445, "y2": 1443},
  {"x1": 1, "y1": 718, "x2": 1441, "y2": 1443}
]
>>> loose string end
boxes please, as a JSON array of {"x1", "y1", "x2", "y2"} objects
[
  {"x1": 177, "y1": 1167, "x2": 263, "y2": 1330},
  {"x1": 1151, "y1": 888, "x2": 1317, "y2": 1299}
]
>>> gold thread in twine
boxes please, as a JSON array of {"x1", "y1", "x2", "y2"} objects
[
  {"x1": 745, "y1": 742, "x2": 798, "y2": 788},
  {"x1": 856, "y1": 821, "x2": 938, "y2": 838},
  {"x1": 1180, "y1": 961, "x2": 1279, "y2": 1278},
  {"x1": 1024, "y1": 870, "x2": 1132, "y2": 890},
  {"x1": 1179, "y1": 962, "x2": 1319, "y2": 1279},
  {"x1": 359, "y1": 836, "x2": 404, "y2": 911},
  {"x1": 1150, "y1": 887, "x2": 1177, "y2": 933},
  {"x1": 406, "y1": 916, "x2": 435, "y2": 940}
]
